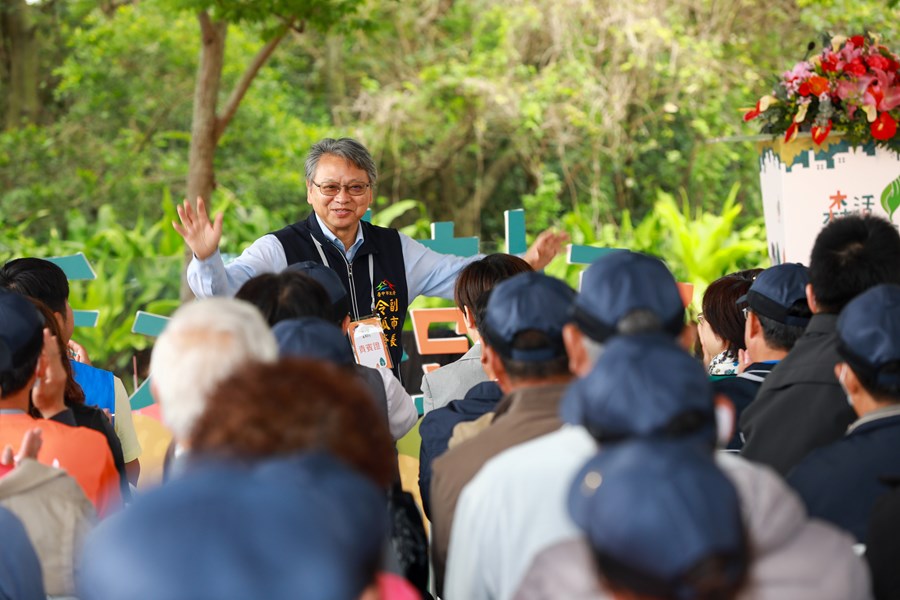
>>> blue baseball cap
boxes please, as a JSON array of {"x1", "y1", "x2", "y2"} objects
[
  {"x1": 286, "y1": 261, "x2": 351, "y2": 323},
  {"x1": 78, "y1": 452, "x2": 388, "y2": 600},
  {"x1": 560, "y1": 334, "x2": 716, "y2": 445},
  {"x1": 738, "y1": 263, "x2": 811, "y2": 326},
  {"x1": 572, "y1": 251, "x2": 684, "y2": 342},
  {"x1": 568, "y1": 440, "x2": 746, "y2": 595},
  {"x1": 0, "y1": 289, "x2": 43, "y2": 375},
  {"x1": 837, "y1": 284, "x2": 900, "y2": 390},
  {"x1": 480, "y1": 272, "x2": 576, "y2": 361},
  {"x1": 272, "y1": 317, "x2": 354, "y2": 366}
]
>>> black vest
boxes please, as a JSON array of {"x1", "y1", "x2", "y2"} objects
[{"x1": 272, "y1": 214, "x2": 409, "y2": 374}]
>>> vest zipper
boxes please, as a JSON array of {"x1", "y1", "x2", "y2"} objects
[{"x1": 340, "y1": 253, "x2": 361, "y2": 319}]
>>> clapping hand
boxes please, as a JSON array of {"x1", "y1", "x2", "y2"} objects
[
  {"x1": 0, "y1": 428, "x2": 42, "y2": 468},
  {"x1": 172, "y1": 197, "x2": 224, "y2": 261}
]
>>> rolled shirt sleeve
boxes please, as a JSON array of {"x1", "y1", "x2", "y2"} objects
[
  {"x1": 400, "y1": 234, "x2": 482, "y2": 304},
  {"x1": 186, "y1": 235, "x2": 288, "y2": 298}
]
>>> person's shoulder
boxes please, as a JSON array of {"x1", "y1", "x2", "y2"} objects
[
  {"x1": 43, "y1": 417, "x2": 111, "y2": 450},
  {"x1": 362, "y1": 219, "x2": 402, "y2": 239}
]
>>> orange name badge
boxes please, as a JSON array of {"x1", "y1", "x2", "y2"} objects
[{"x1": 348, "y1": 317, "x2": 393, "y2": 370}]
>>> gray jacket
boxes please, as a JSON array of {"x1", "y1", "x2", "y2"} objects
[
  {"x1": 421, "y1": 343, "x2": 488, "y2": 414},
  {"x1": 513, "y1": 453, "x2": 871, "y2": 600}
]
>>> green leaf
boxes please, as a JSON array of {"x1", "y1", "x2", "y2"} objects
[{"x1": 881, "y1": 174, "x2": 900, "y2": 221}]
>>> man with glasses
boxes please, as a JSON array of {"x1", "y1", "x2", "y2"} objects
[{"x1": 175, "y1": 137, "x2": 566, "y2": 376}]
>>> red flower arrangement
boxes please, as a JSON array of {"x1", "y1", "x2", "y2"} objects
[{"x1": 745, "y1": 33, "x2": 900, "y2": 151}]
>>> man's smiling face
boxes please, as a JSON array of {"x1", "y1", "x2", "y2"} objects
[{"x1": 306, "y1": 154, "x2": 373, "y2": 244}]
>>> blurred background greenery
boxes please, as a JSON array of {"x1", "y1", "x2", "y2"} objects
[{"x1": 1, "y1": 0, "x2": 897, "y2": 381}]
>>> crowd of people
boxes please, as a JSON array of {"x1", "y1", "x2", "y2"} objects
[{"x1": 1, "y1": 137, "x2": 899, "y2": 600}]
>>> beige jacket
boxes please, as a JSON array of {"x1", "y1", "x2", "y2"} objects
[{"x1": 0, "y1": 459, "x2": 96, "y2": 596}]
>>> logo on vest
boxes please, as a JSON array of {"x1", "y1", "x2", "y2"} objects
[{"x1": 374, "y1": 279, "x2": 400, "y2": 349}]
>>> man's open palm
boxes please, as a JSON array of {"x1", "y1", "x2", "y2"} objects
[{"x1": 172, "y1": 197, "x2": 223, "y2": 261}]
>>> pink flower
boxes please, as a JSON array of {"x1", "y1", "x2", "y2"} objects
[
  {"x1": 839, "y1": 43, "x2": 863, "y2": 64},
  {"x1": 782, "y1": 61, "x2": 813, "y2": 96}
]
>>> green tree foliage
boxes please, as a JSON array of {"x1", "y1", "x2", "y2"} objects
[{"x1": 1, "y1": 0, "x2": 894, "y2": 376}]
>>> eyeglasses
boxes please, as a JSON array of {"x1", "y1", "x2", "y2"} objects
[
  {"x1": 697, "y1": 312, "x2": 705, "y2": 324},
  {"x1": 311, "y1": 181, "x2": 371, "y2": 197}
]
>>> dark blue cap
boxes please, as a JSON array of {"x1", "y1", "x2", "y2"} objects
[
  {"x1": 568, "y1": 440, "x2": 746, "y2": 593},
  {"x1": 480, "y1": 272, "x2": 576, "y2": 362},
  {"x1": 738, "y1": 263, "x2": 810, "y2": 326},
  {"x1": 273, "y1": 317, "x2": 354, "y2": 366},
  {"x1": 285, "y1": 261, "x2": 351, "y2": 323},
  {"x1": 78, "y1": 452, "x2": 388, "y2": 600},
  {"x1": 561, "y1": 335, "x2": 716, "y2": 445},
  {"x1": 0, "y1": 289, "x2": 43, "y2": 374},
  {"x1": 837, "y1": 284, "x2": 900, "y2": 390},
  {"x1": 572, "y1": 251, "x2": 684, "y2": 342}
]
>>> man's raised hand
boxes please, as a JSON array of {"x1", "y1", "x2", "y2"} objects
[
  {"x1": 172, "y1": 197, "x2": 224, "y2": 261},
  {"x1": 523, "y1": 229, "x2": 570, "y2": 271}
]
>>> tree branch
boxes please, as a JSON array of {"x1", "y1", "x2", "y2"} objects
[{"x1": 215, "y1": 24, "x2": 292, "y2": 142}]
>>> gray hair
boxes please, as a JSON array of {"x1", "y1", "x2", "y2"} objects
[
  {"x1": 304, "y1": 138, "x2": 377, "y2": 186},
  {"x1": 150, "y1": 298, "x2": 278, "y2": 442},
  {"x1": 581, "y1": 309, "x2": 669, "y2": 368}
]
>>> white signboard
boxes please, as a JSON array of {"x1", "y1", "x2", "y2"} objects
[{"x1": 759, "y1": 137, "x2": 900, "y2": 265}]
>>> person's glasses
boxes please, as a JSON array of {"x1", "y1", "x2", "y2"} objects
[
  {"x1": 312, "y1": 181, "x2": 371, "y2": 197},
  {"x1": 697, "y1": 312, "x2": 705, "y2": 324}
]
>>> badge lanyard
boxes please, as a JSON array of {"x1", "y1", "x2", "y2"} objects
[{"x1": 311, "y1": 236, "x2": 390, "y2": 368}]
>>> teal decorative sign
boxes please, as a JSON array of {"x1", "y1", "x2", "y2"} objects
[
  {"x1": 419, "y1": 222, "x2": 480, "y2": 257},
  {"x1": 504, "y1": 209, "x2": 527, "y2": 255},
  {"x1": 46, "y1": 253, "x2": 96, "y2": 281},
  {"x1": 72, "y1": 310, "x2": 99, "y2": 328},
  {"x1": 132, "y1": 311, "x2": 170, "y2": 337},
  {"x1": 129, "y1": 378, "x2": 155, "y2": 411},
  {"x1": 567, "y1": 245, "x2": 624, "y2": 265}
]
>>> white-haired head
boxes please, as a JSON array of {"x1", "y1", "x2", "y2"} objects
[{"x1": 150, "y1": 298, "x2": 277, "y2": 442}]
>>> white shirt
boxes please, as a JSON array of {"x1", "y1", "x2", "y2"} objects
[
  {"x1": 376, "y1": 366, "x2": 418, "y2": 440},
  {"x1": 186, "y1": 216, "x2": 481, "y2": 304},
  {"x1": 445, "y1": 426, "x2": 596, "y2": 600}
]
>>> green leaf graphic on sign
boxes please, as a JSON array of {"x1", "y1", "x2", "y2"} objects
[{"x1": 881, "y1": 174, "x2": 900, "y2": 221}]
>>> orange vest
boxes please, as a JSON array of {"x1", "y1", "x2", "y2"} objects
[{"x1": 0, "y1": 413, "x2": 121, "y2": 516}]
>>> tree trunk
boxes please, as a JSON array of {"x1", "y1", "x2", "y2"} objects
[
  {"x1": 454, "y1": 150, "x2": 518, "y2": 238},
  {"x1": 181, "y1": 11, "x2": 227, "y2": 301},
  {"x1": 1, "y1": 0, "x2": 41, "y2": 129}
]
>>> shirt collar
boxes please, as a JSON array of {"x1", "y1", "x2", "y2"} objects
[
  {"x1": 848, "y1": 404, "x2": 900, "y2": 433},
  {"x1": 313, "y1": 213, "x2": 365, "y2": 259}
]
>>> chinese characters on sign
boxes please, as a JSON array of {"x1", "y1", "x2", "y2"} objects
[{"x1": 823, "y1": 189, "x2": 874, "y2": 224}]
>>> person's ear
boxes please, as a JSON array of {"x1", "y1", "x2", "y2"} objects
[
  {"x1": 341, "y1": 314, "x2": 351, "y2": 334},
  {"x1": 806, "y1": 284, "x2": 819, "y2": 314},
  {"x1": 463, "y1": 305, "x2": 476, "y2": 331},
  {"x1": 563, "y1": 323, "x2": 590, "y2": 377},
  {"x1": 481, "y1": 344, "x2": 496, "y2": 380},
  {"x1": 834, "y1": 362, "x2": 863, "y2": 395},
  {"x1": 746, "y1": 311, "x2": 761, "y2": 341}
]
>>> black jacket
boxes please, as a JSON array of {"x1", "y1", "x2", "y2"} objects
[
  {"x1": 739, "y1": 314, "x2": 857, "y2": 475},
  {"x1": 788, "y1": 410, "x2": 900, "y2": 542},
  {"x1": 273, "y1": 214, "x2": 408, "y2": 375}
]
